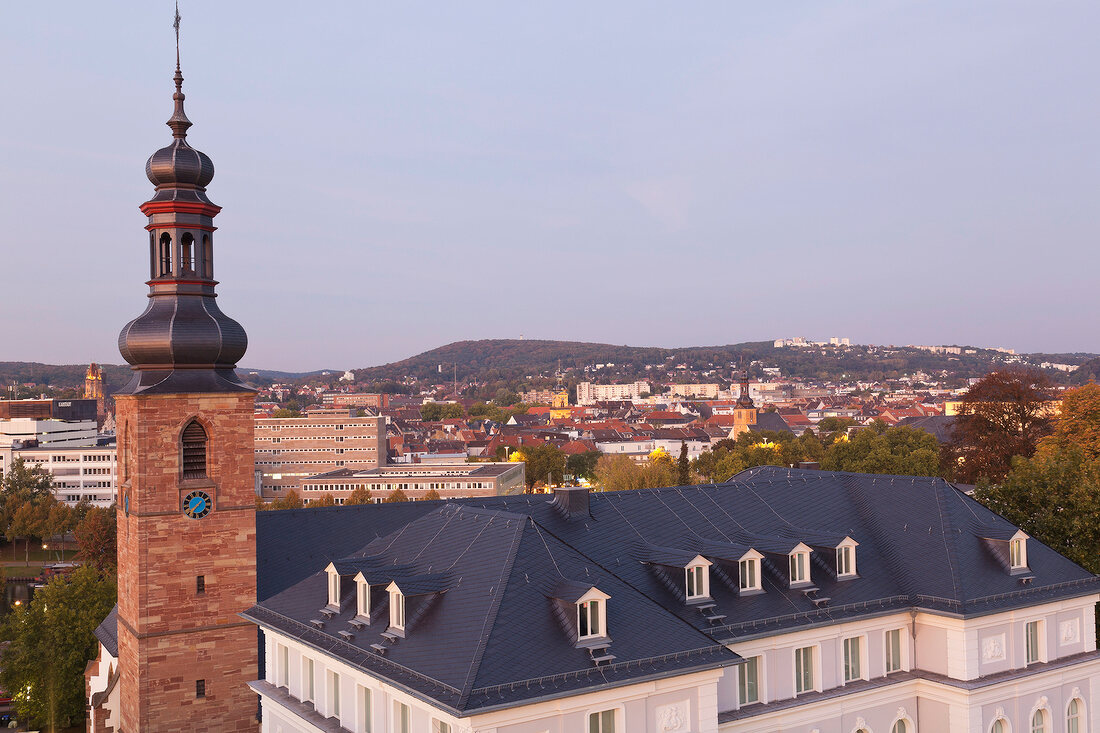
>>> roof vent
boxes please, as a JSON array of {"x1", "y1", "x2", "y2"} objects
[{"x1": 550, "y1": 486, "x2": 590, "y2": 520}]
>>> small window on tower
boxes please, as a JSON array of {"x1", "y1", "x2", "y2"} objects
[
  {"x1": 195, "y1": 679, "x2": 206, "y2": 698},
  {"x1": 180, "y1": 232, "x2": 195, "y2": 272},
  {"x1": 202, "y1": 234, "x2": 213, "y2": 278},
  {"x1": 181, "y1": 421, "x2": 208, "y2": 480},
  {"x1": 196, "y1": 575, "x2": 205, "y2": 595},
  {"x1": 159, "y1": 232, "x2": 173, "y2": 276}
]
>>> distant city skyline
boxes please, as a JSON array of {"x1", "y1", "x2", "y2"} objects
[{"x1": 3, "y1": 2, "x2": 1099, "y2": 371}]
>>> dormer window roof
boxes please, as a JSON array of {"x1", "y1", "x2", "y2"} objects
[
  {"x1": 323, "y1": 562, "x2": 343, "y2": 609},
  {"x1": 576, "y1": 587, "x2": 610, "y2": 641},
  {"x1": 836, "y1": 537, "x2": 859, "y2": 579},
  {"x1": 354, "y1": 572, "x2": 370, "y2": 620},
  {"x1": 1010, "y1": 530, "x2": 1028, "y2": 571},
  {"x1": 684, "y1": 555, "x2": 712, "y2": 601},
  {"x1": 738, "y1": 549, "x2": 763, "y2": 592},
  {"x1": 788, "y1": 543, "x2": 812, "y2": 587}
]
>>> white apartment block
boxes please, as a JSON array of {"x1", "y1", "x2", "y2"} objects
[{"x1": 576, "y1": 381, "x2": 651, "y2": 405}]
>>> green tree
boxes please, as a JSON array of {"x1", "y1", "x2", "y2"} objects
[
  {"x1": 313, "y1": 493, "x2": 337, "y2": 507},
  {"x1": 593, "y1": 455, "x2": 645, "y2": 492},
  {"x1": 423, "y1": 488, "x2": 441, "y2": 501},
  {"x1": 271, "y1": 408, "x2": 300, "y2": 418},
  {"x1": 1047, "y1": 383, "x2": 1100, "y2": 459},
  {"x1": 74, "y1": 506, "x2": 117, "y2": 572},
  {"x1": 519, "y1": 443, "x2": 566, "y2": 489},
  {"x1": 822, "y1": 424, "x2": 942, "y2": 476},
  {"x1": 0, "y1": 566, "x2": 117, "y2": 732},
  {"x1": 565, "y1": 451, "x2": 602, "y2": 480},
  {"x1": 677, "y1": 441, "x2": 691, "y2": 486},
  {"x1": 345, "y1": 486, "x2": 373, "y2": 505},
  {"x1": 383, "y1": 488, "x2": 408, "y2": 503},
  {"x1": 420, "y1": 403, "x2": 464, "y2": 421},
  {"x1": 977, "y1": 444, "x2": 1100, "y2": 575}
]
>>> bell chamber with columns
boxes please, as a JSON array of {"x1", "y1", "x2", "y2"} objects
[{"x1": 116, "y1": 63, "x2": 250, "y2": 396}]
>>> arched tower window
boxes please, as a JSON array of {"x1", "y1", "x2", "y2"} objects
[
  {"x1": 159, "y1": 233, "x2": 173, "y2": 276},
  {"x1": 181, "y1": 420, "x2": 208, "y2": 480},
  {"x1": 202, "y1": 234, "x2": 212, "y2": 278},
  {"x1": 180, "y1": 233, "x2": 195, "y2": 273},
  {"x1": 149, "y1": 232, "x2": 156, "y2": 279}
]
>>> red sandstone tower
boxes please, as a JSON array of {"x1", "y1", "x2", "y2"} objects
[{"x1": 112, "y1": 38, "x2": 258, "y2": 732}]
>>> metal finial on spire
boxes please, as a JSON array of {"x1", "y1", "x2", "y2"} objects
[
  {"x1": 174, "y1": 1, "x2": 182, "y2": 70},
  {"x1": 167, "y1": 1, "x2": 192, "y2": 140}
]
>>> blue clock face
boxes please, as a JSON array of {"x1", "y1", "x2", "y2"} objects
[{"x1": 182, "y1": 490, "x2": 212, "y2": 519}]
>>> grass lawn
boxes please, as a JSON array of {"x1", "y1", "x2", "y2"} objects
[{"x1": 3, "y1": 565, "x2": 43, "y2": 578}]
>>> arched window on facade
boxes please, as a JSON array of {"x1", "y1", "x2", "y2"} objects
[
  {"x1": 180, "y1": 232, "x2": 195, "y2": 273},
  {"x1": 1066, "y1": 698, "x2": 1083, "y2": 733},
  {"x1": 202, "y1": 234, "x2": 212, "y2": 278},
  {"x1": 1031, "y1": 709, "x2": 1048, "y2": 733},
  {"x1": 992, "y1": 719, "x2": 1008, "y2": 733},
  {"x1": 181, "y1": 420, "x2": 208, "y2": 480},
  {"x1": 892, "y1": 720, "x2": 909, "y2": 733},
  {"x1": 159, "y1": 233, "x2": 173, "y2": 276}
]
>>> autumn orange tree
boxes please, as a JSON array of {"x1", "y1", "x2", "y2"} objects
[{"x1": 941, "y1": 369, "x2": 1056, "y2": 483}]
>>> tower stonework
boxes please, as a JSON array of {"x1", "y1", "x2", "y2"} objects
[
  {"x1": 112, "y1": 48, "x2": 258, "y2": 732},
  {"x1": 84, "y1": 362, "x2": 106, "y2": 423}
]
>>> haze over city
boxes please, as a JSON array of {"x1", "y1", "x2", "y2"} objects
[{"x1": 3, "y1": 1, "x2": 1099, "y2": 371}]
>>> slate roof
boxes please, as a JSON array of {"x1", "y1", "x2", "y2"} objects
[
  {"x1": 93, "y1": 605, "x2": 119, "y2": 657},
  {"x1": 243, "y1": 466, "x2": 1099, "y2": 717},
  {"x1": 898, "y1": 414, "x2": 957, "y2": 443}
]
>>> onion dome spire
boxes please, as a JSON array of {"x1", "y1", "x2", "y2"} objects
[{"x1": 116, "y1": 5, "x2": 251, "y2": 396}]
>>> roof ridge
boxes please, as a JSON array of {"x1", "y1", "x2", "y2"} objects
[{"x1": 455, "y1": 515, "x2": 528, "y2": 707}]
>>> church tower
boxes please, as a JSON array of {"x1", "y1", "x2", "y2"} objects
[
  {"x1": 112, "y1": 31, "x2": 258, "y2": 732},
  {"x1": 732, "y1": 371, "x2": 757, "y2": 438},
  {"x1": 84, "y1": 362, "x2": 106, "y2": 424}
]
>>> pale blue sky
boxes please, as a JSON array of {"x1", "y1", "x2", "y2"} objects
[{"x1": 2, "y1": 2, "x2": 1098, "y2": 371}]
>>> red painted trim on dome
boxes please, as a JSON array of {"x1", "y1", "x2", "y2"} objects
[
  {"x1": 143, "y1": 223, "x2": 218, "y2": 233},
  {"x1": 140, "y1": 201, "x2": 223, "y2": 217},
  {"x1": 144, "y1": 279, "x2": 219, "y2": 286}
]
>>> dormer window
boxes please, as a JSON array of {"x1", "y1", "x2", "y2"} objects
[
  {"x1": 354, "y1": 572, "x2": 369, "y2": 618},
  {"x1": 685, "y1": 555, "x2": 712, "y2": 601},
  {"x1": 738, "y1": 550, "x2": 763, "y2": 592},
  {"x1": 576, "y1": 588, "x2": 610, "y2": 641},
  {"x1": 389, "y1": 587, "x2": 405, "y2": 632},
  {"x1": 788, "y1": 544, "x2": 812, "y2": 586},
  {"x1": 1010, "y1": 531, "x2": 1028, "y2": 570},
  {"x1": 327, "y1": 567, "x2": 340, "y2": 608},
  {"x1": 836, "y1": 537, "x2": 858, "y2": 578}
]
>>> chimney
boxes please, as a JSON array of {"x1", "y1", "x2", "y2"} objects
[{"x1": 550, "y1": 486, "x2": 590, "y2": 520}]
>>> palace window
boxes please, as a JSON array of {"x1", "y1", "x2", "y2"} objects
[
  {"x1": 892, "y1": 721, "x2": 909, "y2": 733},
  {"x1": 836, "y1": 538, "x2": 858, "y2": 577},
  {"x1": 389, "y1": 588, "x2": 405, "y2": 632},
  {"x1": 843, "y1": 636, "x2": 864, "y2": 682},
  {"x1": 327, "y1": 670, "x2": 340, "y2": 718},
  {"x1": 1025, "y1": 620, "x2": 1043, "y2": 664},
  {"x1": 739, "y1": 551, "x2": 762, "y2": 592},
  {"x1": 685, "y1": 557, "x2": 710, "y2": 600},
  {"x1": 1032, "y1": 709, "x2": 1048, "y2": 733},
  {"x1": 588, "y1": 710, "x2": 616, "y2": 733},
  {"x1": 357, "y1": 685, "x2": 372, "y2": 733},
  {"x1": 794, "y1": 646, "x2": 815, "y2": 694},
  {"x1": 789, "y1": 545, "x2": 811, "y2": 586},
  {"x1": 181, "y1": 421, "x2": 207, "y2": 480},
  {"x1": 885, "y1": 628, "x2": 904, "y2": 673},
  {"x1": 578, "y1": 598, "x2": 602, "y2": 639},
  {"x1": 393, "y1": 701, "x2": 410, "y2": 733},
  {"x1": 356, "y1": 573, "x2": 369, "y2": 618},
  {"x1": 302, "y1": 657, "x2": 315, "y2": 703},
  {"x1": 327, "y1": 568, "x2": 340, "y2": 608},
  {"x1": 1011, "y1": 532, "x2": 1029, "y2": 570},
  {"x1": 992, "y1": 720, "x2": 1007, "y2": 733},
  {"x1": 738, "y1": 656, "x2": 760, "y2": 705},
  {"x1": 1067, "y1": 698, "x2": 1082, "y2": 733}
]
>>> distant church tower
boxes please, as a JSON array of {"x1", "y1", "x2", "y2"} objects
[
  {"x1": 112, "y1": 33, "x2": 258, "y2": 732},
  {"x1": 84, "y1": 362, "x2": 106, "y2": 424},
  {"x1": 732, "y1": 372, "x2": 757, "y2": 438}
]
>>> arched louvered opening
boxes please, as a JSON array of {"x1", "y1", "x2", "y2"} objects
[
  {"x1": 180, "y1": 232, "x2": 195, "y2": 273},
  {"x1": 149, "y1": 232, "x2": 156, "y2": 279},
  {"x1": 202, "y1": 235, "x2": 213, "y2": 278},
  {"x1": 181, "y1": 420, "x2": 208, "y2": 480},
  {"x1": 159, "y1": 233, "x2": 173, "y2": 276}
]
